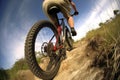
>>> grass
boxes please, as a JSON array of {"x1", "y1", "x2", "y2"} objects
[
  {"x1": 1, "y1": 14, "x2": 120, "y2": 80},
  {"x1": 85, "y1": 14, "x2": 120, "y2": 80}
]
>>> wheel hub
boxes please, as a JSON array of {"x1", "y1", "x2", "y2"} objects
[{"x1": 41, "y1": 42, "x2": 54, "y2": 57}]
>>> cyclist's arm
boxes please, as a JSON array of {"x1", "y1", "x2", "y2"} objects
[{"x1": 69, "y1": 0, "x2": 78, "y2": 12}]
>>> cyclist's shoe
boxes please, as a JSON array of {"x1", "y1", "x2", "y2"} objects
[{"x1": 71, "y1": 28, "x2": 77, "y2": 36}]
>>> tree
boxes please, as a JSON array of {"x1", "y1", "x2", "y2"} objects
[
  {"x1": 113, "y1": 10, "x2": 119, "y2": 16},
  {"x1": 99, "y1": 22, "x2": 104, "y2": 26}
]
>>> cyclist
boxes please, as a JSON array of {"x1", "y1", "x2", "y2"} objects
[{"x1": 42, "y1": 0, "x2": 79, "y2": 36}]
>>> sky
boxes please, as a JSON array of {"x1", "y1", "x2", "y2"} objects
[{"x1": 0, "y1": 0, "x2": 120, "y2": 69}]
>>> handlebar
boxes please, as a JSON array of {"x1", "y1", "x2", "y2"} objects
[
  {"x1": 71, "y1": 13, "x2": 75, "y2": 16},
  {"x1": 71, "y1": 12, "x2": 79, "y2": 16},
  {"x1": 58, "y1": 13, "x2": 78, "y2": 20}
]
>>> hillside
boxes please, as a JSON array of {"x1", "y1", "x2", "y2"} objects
[
  {"x1": 36, "y1": 14, "x2": 120, "y2": 80},
  {"x1": 1, "y1": 14, "x2": 120, "y2": 80},
  {"x1": 54, "y1": 40, "x2": 103, "y2": 80},
  {"x1": 33, "y1": 40, "x2": 103, "y2": 80}
]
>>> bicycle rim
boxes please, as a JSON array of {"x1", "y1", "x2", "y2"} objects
[{"x1": 25, "y1": 20, "x2": 61, "y2": 79}]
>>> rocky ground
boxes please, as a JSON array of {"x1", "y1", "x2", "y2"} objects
[
  {"x1": 18, "y1": 40, "x2": 104, "y2": 80},
  {"x1": 35, "y1": 41, "x2": 104, "y2": 80}
]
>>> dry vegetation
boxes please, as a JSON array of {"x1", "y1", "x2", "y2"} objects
[
  {"x1": 1, "y1": 13, "x2": 120, "y2": 80},
  {"x1": 85, "y1": 14, "x2": 120, "y2": 80}
]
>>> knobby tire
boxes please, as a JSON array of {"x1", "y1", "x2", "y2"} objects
[{"x1": 25, "y1": 20, "x2": 61, "y2": 80}]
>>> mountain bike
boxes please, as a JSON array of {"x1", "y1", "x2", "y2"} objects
[{"x1": 25, "y1": 6, "x2": 74, "y2": 80}]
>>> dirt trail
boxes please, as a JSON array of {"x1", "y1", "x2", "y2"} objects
[
  {"x1": 53, "y1": 41, "x2": 103, "y2": 80},
  {"x1": 21, "y1": 41, "x2": 103, "y2": 80},
  {"x1": 34, "y1": 41, "x2": 103, "y2": 80}
]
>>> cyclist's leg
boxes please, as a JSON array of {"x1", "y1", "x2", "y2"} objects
[
  {"x1": 47, "y1": 14, "x2": 59, "y2": 27},
  {"x1": 43, "y1": 11, "x2": 59, "y2": 26},
  {"x1": 59, "y1": 5, "x2": 77, "y2": 36}
]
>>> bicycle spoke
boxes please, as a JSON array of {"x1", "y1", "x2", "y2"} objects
[
  {"x1": 34, "y1": 27, "x2": 57, "y2": 71},
  {"x1": 25, "y1": 20, "x2": 61, "y2": 79},
  {"x1": 49, "y1": 35, "x2": 55, "y2": 43}
]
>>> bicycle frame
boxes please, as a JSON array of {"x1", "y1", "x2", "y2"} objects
[{"x1": 52, "y1": 17, "x2": 70, "y2": 52}]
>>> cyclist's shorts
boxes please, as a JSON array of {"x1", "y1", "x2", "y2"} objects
[{"x1": 42, "y1": 0, "x2": 71, "y2": 19}]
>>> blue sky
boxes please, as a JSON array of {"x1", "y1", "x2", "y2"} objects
[{"x1": 0, "y1": 0, "x2": 120, "y2": 69}]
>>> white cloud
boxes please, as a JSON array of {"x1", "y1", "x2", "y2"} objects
[
  {"x1": 1, "y1": 0, "x2": 120, "y2": 69},
  {"x1": 12, "y1": 37, "x2": 25, "y2": 59},
  {"x1": 74, "y1": 0, "x2": 119, "y2": 41},
  {"x1": 0, "y1": 1, "x2": 36, "y2": 68}
]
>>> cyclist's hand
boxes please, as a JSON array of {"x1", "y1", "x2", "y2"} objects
[{"x1": 74, "y1": 11, "x2": 79, "y2": 15}]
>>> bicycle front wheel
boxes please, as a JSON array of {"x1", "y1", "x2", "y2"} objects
[{"x1": 25, "y1": 20, "x2": 61, "y2": 80}]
